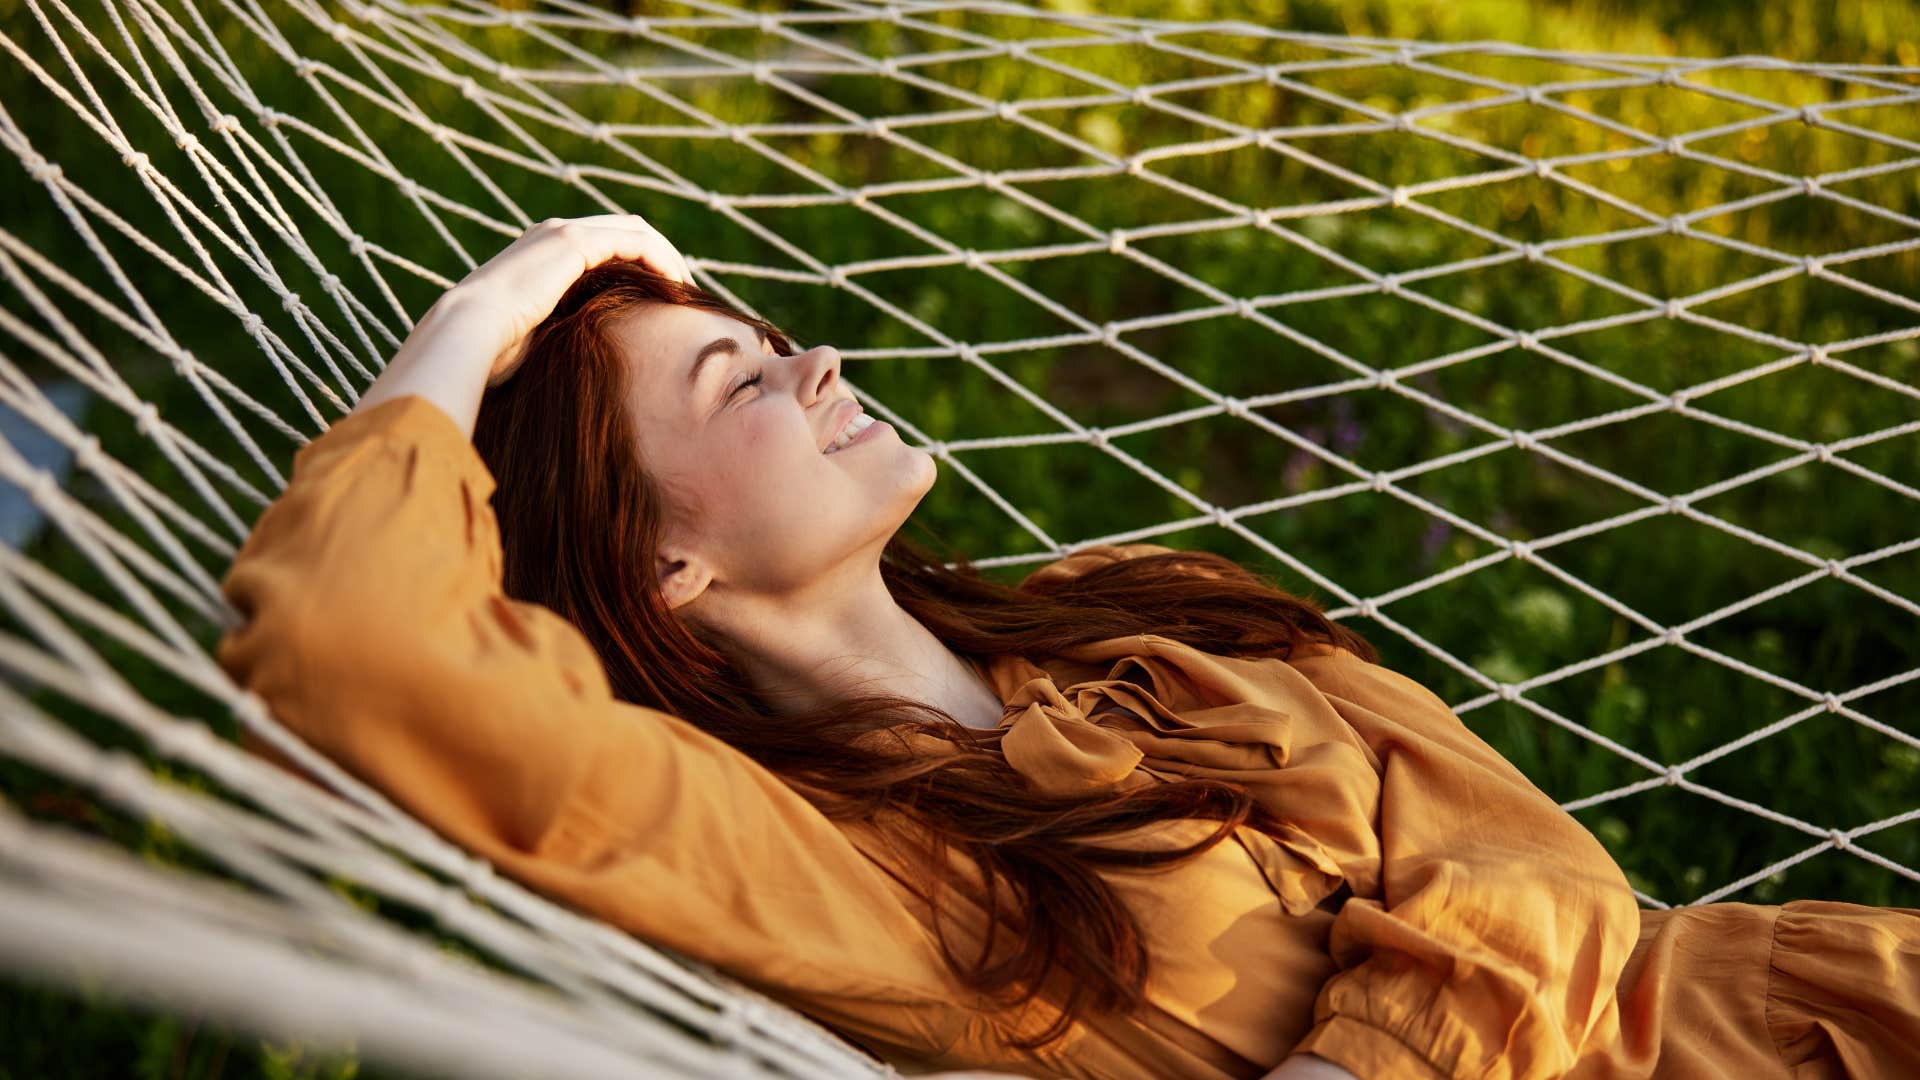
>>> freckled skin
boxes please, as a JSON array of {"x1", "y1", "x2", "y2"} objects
[{"x1": 613, "y1": 302, "x2": 1001, "y2": 729}]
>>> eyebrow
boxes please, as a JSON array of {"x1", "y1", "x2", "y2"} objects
[{"x1": 686, "y1": 324, "x2": 771, "y2": 395}]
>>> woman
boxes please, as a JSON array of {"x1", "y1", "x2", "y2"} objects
[{"x1": 217, "y1": 214, "x2": 1919, "y2": 1079}]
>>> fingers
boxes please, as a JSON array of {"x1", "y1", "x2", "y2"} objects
[{"x1": 530, "y1": 214, "x2": 693, "y2": 284}]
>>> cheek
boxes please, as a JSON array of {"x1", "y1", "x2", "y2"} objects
[{"x1": 712, "y1": 411, "x2": 821, "y2": 508}]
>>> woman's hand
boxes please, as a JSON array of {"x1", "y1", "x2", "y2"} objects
[
  {"x1": 352, "y1": 213, "x2": 692, "y2": 438},
  {"x1": 455, "y1": 213, "x2": 692, "y2": 387}
]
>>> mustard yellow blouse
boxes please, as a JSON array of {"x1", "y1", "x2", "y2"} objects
[{"x1": 216, "y1": 394, "x2": 1920, "y2": 1079}]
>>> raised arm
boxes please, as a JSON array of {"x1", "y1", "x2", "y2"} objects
[{"x1": 214, "y1": 218, "x2": 974, "y2": 1059}]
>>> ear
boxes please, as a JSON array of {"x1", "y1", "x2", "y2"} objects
[{"x1": 655, "y1": 546, "x2": 715, "y2": 611}]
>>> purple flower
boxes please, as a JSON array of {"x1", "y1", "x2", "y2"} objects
[{"x1": 1419, "y1": 518, "x2": 1452, "y2": 566}]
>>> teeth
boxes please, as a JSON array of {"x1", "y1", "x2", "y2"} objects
[{"x1": 824, "y1": 412, "x2": 873, "y2": 454}]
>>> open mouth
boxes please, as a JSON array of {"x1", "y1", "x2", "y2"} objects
[{"x1": 823, "y1": 411, "x2": 876, "y2": 454}]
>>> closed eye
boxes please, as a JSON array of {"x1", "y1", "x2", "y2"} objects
[{"x1": 728, "y1": 369, "x2": 765, "y2": 401}]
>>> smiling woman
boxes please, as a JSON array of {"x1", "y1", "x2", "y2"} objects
[{"x1": 219, "y1": 214, "x2": 1920, "y2": 1080}]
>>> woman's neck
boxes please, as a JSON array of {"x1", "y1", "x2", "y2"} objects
[{"x1": 697, "y1": 571, "x2": 1007, "y2": 729}]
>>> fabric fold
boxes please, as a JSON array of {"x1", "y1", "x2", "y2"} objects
[{"x1": 958, "y1": 638, "x2": 1382, "y2": 918}]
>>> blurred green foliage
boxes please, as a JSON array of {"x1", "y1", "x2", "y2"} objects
[{"x1": 1, "y1": 0, "x2": 1916, "y2": 1075}]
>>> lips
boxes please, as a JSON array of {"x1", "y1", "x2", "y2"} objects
[{"x1": 820, "y1": 398, "x2": 864, "y2": 453}]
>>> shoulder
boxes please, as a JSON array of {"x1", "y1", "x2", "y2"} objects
[{"x1": 1018, "y1": 542, "x2": 1229, "y2": 591}]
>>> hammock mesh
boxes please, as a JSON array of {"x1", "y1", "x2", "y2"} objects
[{"x1": 1, "y1": 0, "x2": 1917, "y2": 1075}]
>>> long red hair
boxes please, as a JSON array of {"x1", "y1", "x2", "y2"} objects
[{"x1": 470, "y1": 259, "x2": 1379, "y2": 1052}]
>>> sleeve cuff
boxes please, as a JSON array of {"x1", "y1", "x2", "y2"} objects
[{"x1": 1289, "y1": 1015, "x2": 1451, "y2": 1080}]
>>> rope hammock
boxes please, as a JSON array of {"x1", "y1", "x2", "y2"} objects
[{"x1": 2, "y1": 0, "x2": 1917, "y2": 1075}]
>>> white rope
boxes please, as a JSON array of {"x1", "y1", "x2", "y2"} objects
[{"x1": 0, "y1": 0, "x2": 1915, "y2": 1075}]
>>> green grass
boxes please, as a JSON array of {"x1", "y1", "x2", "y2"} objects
[{"x1": 1, "y1": 0, "x2": 1916, "y2": 1074}]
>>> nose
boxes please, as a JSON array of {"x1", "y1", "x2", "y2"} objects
[{"x1": 802, "y1": 343, "x2": 841, "y2": 400}]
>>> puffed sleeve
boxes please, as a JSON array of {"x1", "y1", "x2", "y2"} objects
[
  {"x1": 215, "y1": 394, "x2": 970, "y2": 1056},
  {"x1": 1013, "y1": 542, "x2": 1640, "y2": 1078},
  {"x1": 1281, "y1": 647, "x2": 1641, "y2": 1080}
]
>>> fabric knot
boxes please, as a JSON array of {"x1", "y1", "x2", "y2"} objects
[{"x1": 998, "y1": 676, "x2": 1144, "y2": 797}]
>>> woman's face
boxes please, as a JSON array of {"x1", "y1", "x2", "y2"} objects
[{"x1": 614, "y1": 301, "x2": 936, "y2": 608}]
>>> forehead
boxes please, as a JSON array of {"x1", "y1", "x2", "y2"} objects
[
  {"x1": 612, "y1": 301, "x2": 741, "y2": 379},
  {"x1": 613, "y1": 302, "x2": 761, "y2": 432}
]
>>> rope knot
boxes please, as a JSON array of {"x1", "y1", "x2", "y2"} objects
[
  {"x1": 280, "y1": 292, "x2": 301, "y2": 313},
  {"x1": 1221, "y1": 396, "x2": 1248, "y2": 418},
  {"x1": 1823, "y1": 692, "x2": 1845, "y2": 713},
  {"x1": 1664, "y1": 765, "x2": 1683, "y2": 786},
  {"x1": 1828, "y1": 828, "x2": 1851, "y2": 851},
  {"x1": 241, "y1": 313, "x2": 264, "y2": 335},
  {"x1": 1825, "y1": 559, "x2": 1845, "y2": 578},
  {"x1": 1662, "y1": 628, "x2": 1684, "y2": 646},
  {"x1": 1108, "y1": 231, "x2": 1127, "y2": 254},
  {"x1": 121, "y1": 151, "x2": 150, "y2": 171},
  {"x1": 211, "y1": 113, "x2": 240, "y2": 134},
  {"x1": 28, "y1": 160, "x2": 62, "y2": 182}
]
